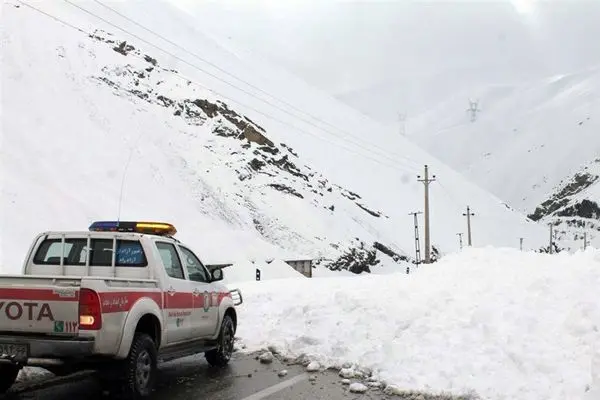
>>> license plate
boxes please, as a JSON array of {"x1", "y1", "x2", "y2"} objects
[{"x1": 0, "y1": 343, "x2": 28, "y2": 359}]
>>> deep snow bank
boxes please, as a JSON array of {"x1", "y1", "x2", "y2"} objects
[{"x1": 235, "y1": 247, "x2": 600, "y2": 400}]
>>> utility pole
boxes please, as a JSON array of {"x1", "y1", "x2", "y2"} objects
[
  {"x1": 519, "y1": 237, "x2": 524, "y2": 251},
  {"x1": 457, "y1": 233, "x2": 464, "y2": 250},
  {"x1": 462, "y1": 206, "x2": 475, "y2": 246},
  {"x1": 417, "y1": 165, "x2": 436, "y2": 263},
  {"x1": 408, "y1": 211, "x2": 423, "y2": 271},
  {"x1": 584, "y1": 232, "x2": 588, "y2": 250},
  {"x1": 548, "y1": 223, "x2": 554, "y2": 254}
]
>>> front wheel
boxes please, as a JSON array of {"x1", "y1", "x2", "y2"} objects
[
  {"x1": 205, "y1": 315, "x2": 235, "y2": 367},
  {"x1": 0, "y1": 364, "x2": 20, "y2": 393}
]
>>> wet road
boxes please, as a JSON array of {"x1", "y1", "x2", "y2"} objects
[{"x1": 1, "y1": 352, "x2": 390, "y2": 400}]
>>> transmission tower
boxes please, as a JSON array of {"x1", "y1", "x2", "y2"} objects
[
  {"x1": 466, "y1": 99, "x2": 481, "y2": 122},
  {"x1": 398, "y1": 112, "x2": 407, "y2": 135},
  {"x1": 408, "y1": 211, "x2": 423, "y2": 272}
]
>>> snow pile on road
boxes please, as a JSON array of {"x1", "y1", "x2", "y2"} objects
[{"x1": 235, "y1": 247, "x2": 600, "y2": 400}]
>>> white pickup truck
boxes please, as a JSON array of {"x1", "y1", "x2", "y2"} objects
[{"x1": 0, "y1": 221, "x2": 243, "y2": 398}]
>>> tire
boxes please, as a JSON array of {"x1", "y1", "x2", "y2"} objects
[
  {"x1": 205, "y1": 314, "x2": 235, "y2": 367},
  {"x1": 120, "y1": 333, "x2": 158, "y2": 399},
  {"x1": 0, "y1": 364, "x2": 20, "y2": 393}
]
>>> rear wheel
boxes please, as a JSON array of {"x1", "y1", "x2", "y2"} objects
[
  {"x1": 0, "y1": 364, "x2": 20, "y2": 393},
  {"x1": 119, "y1": 333, "x2": 158, "y2": 399},
  {"x1": 205, "y1": 315, "x2": 235, "y2": 367}
]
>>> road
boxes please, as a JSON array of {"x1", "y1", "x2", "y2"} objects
[{"x1": 1, "y1": 352, "x2": 391, "y2": 400}]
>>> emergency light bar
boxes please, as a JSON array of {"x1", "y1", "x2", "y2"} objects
[{"x1": 89, "y1": 221, "x2": 177, "y2": 236}]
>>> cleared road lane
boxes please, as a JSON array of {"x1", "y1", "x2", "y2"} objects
[{"x1": 1, "y1": 352, "x2": 390, "y2": 400}]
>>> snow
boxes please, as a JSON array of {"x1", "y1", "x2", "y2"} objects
[
  {"x1": 306, "y1": 361, "x2": 320, "y2": 372},
  {"x1": 258, "y1": 351, "x2": 274, "y2": 364},
  {"x1": 510, "y1": 158, "x2": 600, "y2": 252},
  {"x1": 407, "y1": 66, "x2": 600, "y2": 214},
  {"x1": 235, "y1": 247, "x2": 600, "y2": 400},
  {"x1": 277, "y1": 369, "x2": 288, "y2": 377},
  {"x1": 1, "y1": 2, "x2": 597, "y2": 399},
  {"x1": 339, "y1": 368, "x2": 357, "y2": 379},
  {"x1": 348, "y1": 382, "x2": 368, "y2": 393},
  {"x1": 1, "y1": 0, "x2": 549, "y2": 275}
]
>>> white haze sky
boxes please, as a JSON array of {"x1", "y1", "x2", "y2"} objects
[{"x1": 169, "y1": 0, "x2": 600, "y2": 121}]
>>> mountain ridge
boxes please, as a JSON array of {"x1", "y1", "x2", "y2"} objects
[{"x1": 1, "y1": 0, "x2": 547, "y2": 274}]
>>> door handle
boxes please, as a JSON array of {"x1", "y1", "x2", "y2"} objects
[{"x1": 167, "y1": 286, "x2": 176, "y2": 296}]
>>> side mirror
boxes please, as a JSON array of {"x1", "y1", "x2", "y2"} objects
[{"x1": 212, "y1": 268, "x2": 223, "y2": 282}]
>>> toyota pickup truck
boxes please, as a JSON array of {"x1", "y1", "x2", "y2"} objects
[{"x1": 0, "y1": 221, "x2": 243, "y2": 398}]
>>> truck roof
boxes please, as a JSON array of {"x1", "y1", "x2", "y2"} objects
[
  {"x1": 36, "y1": 231, "x2": 180, "y2": 242},
  {"x1": 36, "y1": 221, "x2": 180, "y2": 242}
]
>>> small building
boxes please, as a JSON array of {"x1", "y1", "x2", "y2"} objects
[{"x1": 284, "y1": 259, "x2": 312, "y2": 278}]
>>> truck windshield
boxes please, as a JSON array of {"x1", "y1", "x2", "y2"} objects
[{"x1": 33, "y1": 238, "x2": 147, "y2": 267}]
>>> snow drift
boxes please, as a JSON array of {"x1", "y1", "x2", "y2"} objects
[{"x1": 235, "y1": 247, "x2": 600, "y2": 400}]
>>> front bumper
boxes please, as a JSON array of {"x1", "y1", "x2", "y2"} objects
[{"x1": 0, "y1": 335, "x2": 95, "y2": 365}]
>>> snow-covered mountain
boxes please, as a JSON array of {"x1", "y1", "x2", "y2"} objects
[
  {"x1": 1, "y1": 0, "x2": 546, "y2": 274},
  {"x1": 528, "y1": 158, "x2": 600, "y2": 251},
  {"x1": 407, "y1": 66, "x2": 600, "y2": 215}
]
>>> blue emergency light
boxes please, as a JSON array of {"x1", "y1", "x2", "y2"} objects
[{"x1": 89, "y1": 221, "x2": 177, "y2": 236}]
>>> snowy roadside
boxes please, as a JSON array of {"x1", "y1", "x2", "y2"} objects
[{"x1": 233, "y1": 247, "x2": 600, "y2": 400}]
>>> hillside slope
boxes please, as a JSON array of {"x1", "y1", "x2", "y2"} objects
[
  {"x1": 1, "y1": 0, "x2": 546, "y2": 273},
  {"x1": 408, "y1": 66, "x2": 600, "y2": 215},
  {"x1": 528, "y1": 158, "x2": 600, "y2": 251}
]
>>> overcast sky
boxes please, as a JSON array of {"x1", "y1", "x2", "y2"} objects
[{"x1": 169, "y1": 0, "x2": 600, "y2": 120}]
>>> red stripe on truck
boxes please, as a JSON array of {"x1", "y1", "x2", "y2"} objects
[
  {"x1": 0, "y1": 289, "x2": 232, "y2": 314},
  {"x1": 0, "y1": 288, "x2": 78, "y2": 301},
  {"x1": 99, "y1": 291, "x2": 231, "y2": 312},
  {"x1": 99, "y1": 291, "x2": 163, "y2": 313},
  {"x1": 164, "y1": 292, "x2": 193, "y2": 310}
]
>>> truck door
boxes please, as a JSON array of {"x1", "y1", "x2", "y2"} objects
[
  {"x1": 177, "y1": 246, "x2": 218, "y2": 338},
  {"x1": 155, "y1": 242, "x2": 194, "y2": 344}
]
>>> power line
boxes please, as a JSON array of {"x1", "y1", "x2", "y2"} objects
[
  {"x1": 19, "y1": 0, "x2": 423, "y2": 174},
  {"x1": 17, "y1": 0, "x2": 86, "y2": 33},
  {"x1": 434, "y1": 179, "x2": 463, "y2": 211},
  {"x1": 92, "y1": 0, "x2": 376, "y2": 140},
  {"x1": 62, "y1": 0, "x2": 423, "y2": 173}
]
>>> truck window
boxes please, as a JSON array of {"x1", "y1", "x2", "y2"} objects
[
  {"x1": 116, "y1": 240, "x2": 147, "y2": 266},
  {"x1": 33, "y1": 238, "x2": 86, "y2": 265},
  {"x1": 179, "y1": 246, "x2": 209, "y2": 283},
  {"x1": 33, "y1": 238, "x2": 147, "y2": 267},
  {"x1": 156, "y1": 242, "x2": 185, "y2": 280},
  {"x1": 89, "y1": 239, "x2": 147, "y2": 267}
]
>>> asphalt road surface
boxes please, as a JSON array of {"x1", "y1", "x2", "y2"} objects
[{"x1": 1, "y1": 352, "x2": 392, "y2": 400}]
